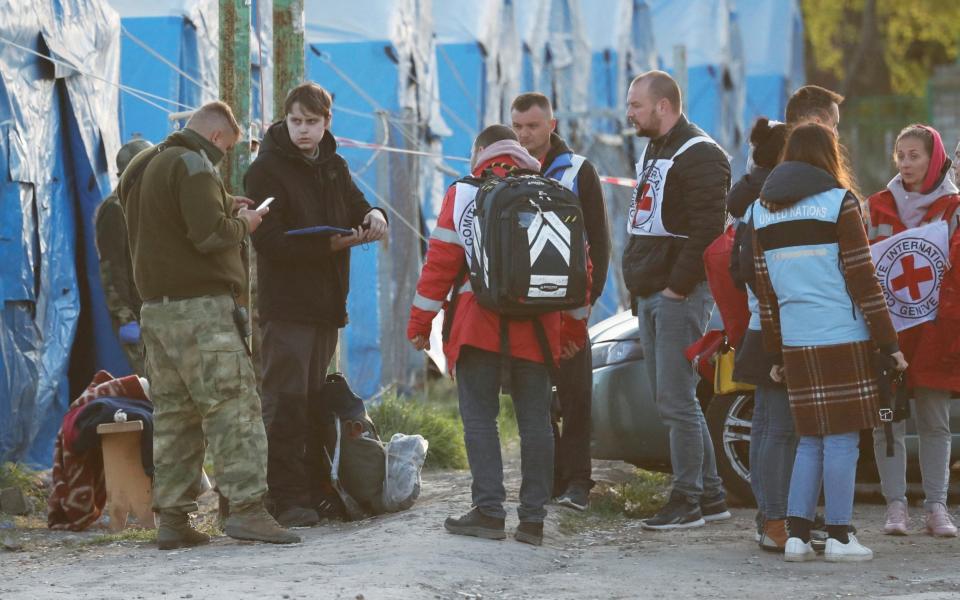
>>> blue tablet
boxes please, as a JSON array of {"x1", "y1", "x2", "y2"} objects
[{"x1": 285, "y1": 225, "x2": 354, "y2": 237}]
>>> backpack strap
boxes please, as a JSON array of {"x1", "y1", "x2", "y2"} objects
[
  {"x1": 531, "y1": 317, "x2": 560, "y2": 383},
  {"x1": 495, "y1": 316, "x2": 559, "y2": 391},
  {"x1": 499, "y1": 317, "x2": 512, "y2": 391},
  {"x1": 441, "y1": 263, "x2": 470, "y2": 344}
]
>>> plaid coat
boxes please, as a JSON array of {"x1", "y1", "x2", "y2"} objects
[{"x1": 754, "y1": 192, "x2": 899, "y2": 436}]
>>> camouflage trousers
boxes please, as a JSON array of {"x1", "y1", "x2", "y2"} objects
[
  {"x1": 141, "y1": 294, "x2": 267, "y2": 513},
  {"x1": 120, "y1": 340, "x2": 146, "y2": 376}
]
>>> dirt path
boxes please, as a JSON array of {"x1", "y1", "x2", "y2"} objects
[{"x1": 2, "y1": 459, "x2": 960, "y2": 600}]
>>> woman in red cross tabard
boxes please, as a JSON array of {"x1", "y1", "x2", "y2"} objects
[{"x1": 865, "y1": 124, "x2": 960, "y2": 539}]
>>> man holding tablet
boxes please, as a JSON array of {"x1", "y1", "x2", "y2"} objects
[{"x1": 244, "y1": 82, "x2": 388, "y2": 527}]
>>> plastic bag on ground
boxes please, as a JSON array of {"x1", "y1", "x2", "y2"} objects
[{"x1": 381, "y1": 433, "x2": 429, "y2": 513}]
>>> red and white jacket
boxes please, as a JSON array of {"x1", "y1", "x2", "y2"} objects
[
  {"x1": 407, "y1": 152, "x2": 590, "y2": 373},
  {"x1": 866, "y1": 189, "x2": 960, "y2": 391}
]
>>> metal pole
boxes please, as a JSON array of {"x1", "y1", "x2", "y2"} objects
[
  {"x1": 673, "y1": 44, "x2": 688, "y2": 115},
  {"x1": 272, "y1": 0, "x2": 305, "y2": 121},
  {"x1": 219, "y1": 0, "x2": 251, "y2": 195}
]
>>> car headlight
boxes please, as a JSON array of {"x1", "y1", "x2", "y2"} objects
[{"x1": 591, "y1": 339, "x2": 644, "y2": 368}]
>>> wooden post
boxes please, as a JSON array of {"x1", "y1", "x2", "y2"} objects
[
  {"x1": 97, "y1": 421, "x2": 155, "y2": 531},
  {"x1": 272, "y1": 0, "x2": 305, "y2": 121}
]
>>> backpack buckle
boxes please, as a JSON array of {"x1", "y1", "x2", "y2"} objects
[{"x1": 879, "y1": 408, "x2": 894, "y2": 422}]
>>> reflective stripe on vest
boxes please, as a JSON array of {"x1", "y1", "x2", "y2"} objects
[
  {"x1": 544, "y1": 152, "x2": 586, "y2": 195},
  {"x1": 753, "y1": 188, "x2": 871, "y2": 346},
  {"x1": 430, "y1": 226, "x2": 460, "y2": 245},
  {"x1": 412, "y1": 292, "x2": 443, "y2": 312}
]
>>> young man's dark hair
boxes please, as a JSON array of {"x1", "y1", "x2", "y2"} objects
[
  {"x1": 630, "y1": 70, "x2": 682, "y2": 113},
  {"x1": 283, "y1": 82, "x2": 333, "y2": 118},
  {"x1": 510, "y1": 92, "x2": 553, "y2": 116},
  {"x1": 785, "y1": 85, "x2": 844, "y2": 125},
  {"x1": 473, "y1": 124, "x2": 518, "y2": 153}
]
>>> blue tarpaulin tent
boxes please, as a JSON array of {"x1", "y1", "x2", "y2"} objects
[
  {"x1": 578, "y1": 0, "x2": 657, "y2": 319},
  {"x1": 0, "y1": 0, "x2": 122, "y2": 466},
  {"x1": 110, "y1": 0, "x2": 273, "y2": 146},
  {"x1": 304, "y1": 0, "x2": 442, "y2": 398},
  {"x1": 430, "y1": 0, "x2": 524, "y2": 231},
  {"x1": 738, "y1": 0, "x2": 805, "y2": 129},
  {"x1": 648, "y1": 0, "x2": 745, "y2": 164}
]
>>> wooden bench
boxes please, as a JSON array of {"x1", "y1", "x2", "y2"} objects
[{"x1": 97, "y1": 421, "x2": 155, "y2": 531}]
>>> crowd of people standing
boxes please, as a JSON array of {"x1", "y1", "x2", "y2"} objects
[{"x1": 93, "y1": 66, "x2": 956, "y2": 558}]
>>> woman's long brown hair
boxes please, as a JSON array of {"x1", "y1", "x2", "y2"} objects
[{"x1": 781, "y1": 122, "x2": 861, "y2": 200}]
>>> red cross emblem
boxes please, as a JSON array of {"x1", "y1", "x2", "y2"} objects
[
  {"x1": 891, "y1": 254, "x2": 934, "y2": 301},
  {"x1": 637, "y1": 183, "x2": 653, "y2": 211}
]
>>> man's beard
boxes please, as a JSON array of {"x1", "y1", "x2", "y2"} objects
[{"x1": 634, "y1": 112, "x2": 662, "y2": 139}]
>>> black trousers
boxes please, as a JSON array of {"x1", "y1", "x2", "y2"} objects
[
  {"x1": 552, "y1": 339, "x2": 594, "y2": 496},
  {"x1": 260, "y1": 320, "x2": 338, "y2": 508}
]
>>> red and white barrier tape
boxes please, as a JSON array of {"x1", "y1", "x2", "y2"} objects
[{"x1": 335, "y1": 136, "x2": 639, "y2": 188}]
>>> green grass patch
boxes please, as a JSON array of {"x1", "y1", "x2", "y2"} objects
[
  {"x1": 83, "y1": 527, "x2": 157, "y2": 546},
  {"x1": 0, "y1": 462, "x2": 46, "y2": 514},
  {"x1": 371, "y1": 394, "x2": 467, "y2": 470},
  {"x1": 559, "y1": 468, "x2": 670, "y2": 534},
  {"x1": 370, "y1": 378, "x2": 521, "y2": 471}
]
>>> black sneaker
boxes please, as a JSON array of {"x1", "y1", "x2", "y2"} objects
[
  {"x1": 514, "y1": 521, "x2": 544, "y2": 546},
  {"x1": 444, "y1": 508, "x2": 506, "y2": 540},
  {"x1": 640, "y1": 492, "x2": 705, "y2": 530},
  {"x1": 701, "y1": 494, "x2": 732, "y2": 522},
  {"x1": 556, "y1": 485, "x2": 590, "y2": 512}
]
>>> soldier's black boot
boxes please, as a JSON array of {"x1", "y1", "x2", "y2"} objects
[
  {"x1": 224, "y1": 501, "x2": 301, "y2": 544},
  {"x1": 157, "y1": 511, "x2": 211, "y2": 550}
]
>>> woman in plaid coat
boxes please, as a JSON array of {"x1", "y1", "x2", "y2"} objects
[{"x1": 753, "y1": 123, "x2": 907, "y2": 563}]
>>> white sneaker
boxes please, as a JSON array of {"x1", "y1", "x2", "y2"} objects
[
  {"x1": 783, "y1": 537, "x2": 816, "y2": 562},
  {"x1": 824, "y1": 534, "x2": 873, "y2": 562}
]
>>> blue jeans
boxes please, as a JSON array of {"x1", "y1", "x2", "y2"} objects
[
  {"x1": 636, "y1": 282, "x2": 723, "y2": 502},
  {"x1": 749, "y1": 381, "x2": 797, "y2": 520},
  {"x1": 787, "y1": 432, "x2": 859, "y2": 525},
  {"x1": 456, "y1": 346, "x2": 554, "y2": 523}
]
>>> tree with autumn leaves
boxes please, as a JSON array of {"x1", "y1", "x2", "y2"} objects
[{"x1": 802, "y1": 0, "x2": 960, "y2": 99}]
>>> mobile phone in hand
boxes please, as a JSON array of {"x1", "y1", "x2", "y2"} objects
[{"x1": 257, "y1": 197, "x2": 274, "y2": 211}]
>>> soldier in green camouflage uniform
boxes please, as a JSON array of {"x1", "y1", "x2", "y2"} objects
[
  {"x1": 95, "y1": 139, "x2": 152, "y2": 374},
  {"x1": 119, "y1": 101, "x2": 298, "y2": 549}
]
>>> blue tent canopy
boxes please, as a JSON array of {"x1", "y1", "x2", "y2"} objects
[
  {"x1": 738, "y1": 0, "x2": 805, "y2": 129},
  {"x1": 576, "y1": 0, "x2": 658, "y2": 320},
  {"x1": 0, "y1": 0, "x2": 122, "y2": 466},
  {"x1": 648, "y1": 0, "x2": 745, "y2": 163},
  {"x1": 304, "y1": 0, "x2": 439, "y2": 398}
]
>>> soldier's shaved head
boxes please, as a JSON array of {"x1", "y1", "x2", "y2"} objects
[{"x1": 186, "y1": 101, "x2": 242, "y2": 155}]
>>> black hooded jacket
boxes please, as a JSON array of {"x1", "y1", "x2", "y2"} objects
[
  {"x1": 245, "y1": 121, "x2": 385, "y2": 326},
  {"x1": 726, "y1": 165, "x2": 771, "y2": 290},
  {"x1": 541, "y1": 133, "x2": 611, "y2": 304},
  {"x1": 621, "y1": 116, "x2": 731, "y2": 298}
]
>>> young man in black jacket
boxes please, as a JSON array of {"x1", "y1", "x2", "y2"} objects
[
  {"x1": 511, "y1": 93, "x2": 610, "y2": 511},
  {"x1": 245, "y1": 83, "x2": 388, "y2": 527},
  {"x1": 622, "y1": 71, "x2": 731, "y2": 530}
]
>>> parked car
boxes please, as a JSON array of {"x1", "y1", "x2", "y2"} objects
[{"x1": 588, "y1": 310, "x2": 960, "y2": 504}]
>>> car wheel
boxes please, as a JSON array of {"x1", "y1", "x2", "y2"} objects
[{"x1": 705, "y1": 392, "x2": 755, "y2": 506}]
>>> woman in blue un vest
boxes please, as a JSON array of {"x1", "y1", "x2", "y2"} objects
[{"x1": 752, "y1": 123, "x2": 907, "y2": 562}]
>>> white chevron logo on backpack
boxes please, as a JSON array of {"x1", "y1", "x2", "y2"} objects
[{"x1": 527, "y1": 211, "x2": 571, "y2": 265}]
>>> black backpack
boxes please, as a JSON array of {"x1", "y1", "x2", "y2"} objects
[{"x1": 464, "y1": 173, "x2": 588, "y2": 316}]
